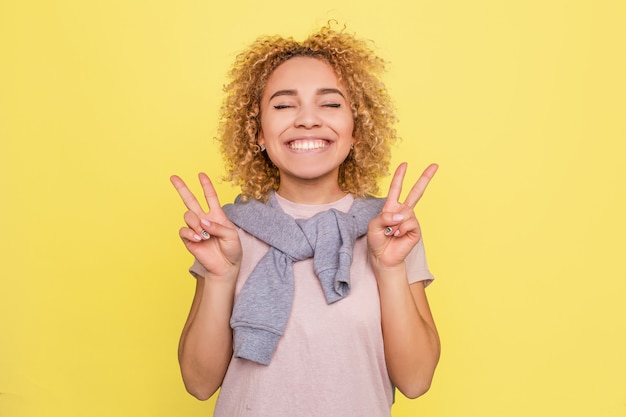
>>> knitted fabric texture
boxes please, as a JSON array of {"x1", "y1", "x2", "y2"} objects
[{"x1": 223, "y1": 192, "x2": 385, "y2": 365}]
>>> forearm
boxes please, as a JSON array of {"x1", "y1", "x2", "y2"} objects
[
  {"x1": 178, "y1": 275, "x2": 237, "y2": 400},
  {"x1": 375, "y1": 264, "x2": 440, "y2": 399}
]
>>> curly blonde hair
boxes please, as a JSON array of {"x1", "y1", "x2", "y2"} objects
[{"x1": 218, "y1": 24, "x2": 398, "y2": 201}]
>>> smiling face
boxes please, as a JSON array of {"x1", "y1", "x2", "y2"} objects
[{"x1": 258, "y1": 56, "x2": 355, "y2": 202}]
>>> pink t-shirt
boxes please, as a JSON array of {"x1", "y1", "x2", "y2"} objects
[{"x1": 190, "y1": 193, "x2": 433, "y2": 417}]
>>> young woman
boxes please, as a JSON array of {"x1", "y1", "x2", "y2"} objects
[{"x1": 171, "y1": 25, "x2": 440, "y2": 417}]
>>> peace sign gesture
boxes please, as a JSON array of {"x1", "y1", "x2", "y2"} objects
[
  {"x1": 170, "y1": 173, "x2": 242, "y2": 279},
  {"x1": 367, "y1": 163, "x2": 438, "y2": 269}
]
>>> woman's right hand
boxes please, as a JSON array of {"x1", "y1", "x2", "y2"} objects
[{"x1": 170, "y1": 173, "x2": 242, "y2": 279}]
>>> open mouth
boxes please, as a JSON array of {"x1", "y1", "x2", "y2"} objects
[{"x1": 287, "y1": 139, "x2": 330, "y2": 151}]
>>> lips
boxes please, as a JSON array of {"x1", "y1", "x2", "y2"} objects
[{"x1": 287, "y1": 139, "x2": 330, "y2": 151}]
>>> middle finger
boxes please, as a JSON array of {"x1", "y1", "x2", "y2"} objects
[{"x1": 384, "y1": 163, "x2": 408, "y2": 210}]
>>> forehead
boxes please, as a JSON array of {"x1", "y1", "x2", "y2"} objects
[{"x1": 263, "y1": 57, "x2": 342, "y2": 93}]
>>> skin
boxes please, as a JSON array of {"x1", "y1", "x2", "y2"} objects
[
  {"x1": 367, "y1": 161, "x2": 441, "y2": 398},
  {"x1": 171, "y1": 56, "x2": 440, "y2": 400},
  {"x1": 170, "y1": 173, "x2": 240, "y2": 400},
  {"x1": 258, "y1": 57, "x2": 355, "y2": 204}
]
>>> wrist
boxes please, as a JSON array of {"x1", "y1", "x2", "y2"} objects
[
  {"x1": 370, "y1": 261, "x2": 407, "y2": 285},
  {"x1": 203, "y1": 267, "x2": 240, "y2": 286},
  {"x1": 370, "y1": 256, "x2": 406, "y2": 274}
]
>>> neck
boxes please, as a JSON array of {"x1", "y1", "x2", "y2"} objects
[{"x1": 276, "y1": 178, "x2": 347, "y2": 205}]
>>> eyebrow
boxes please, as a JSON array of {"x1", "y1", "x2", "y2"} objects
[{"x1": 269, "y1": 88, "x2": 346, "y2": 101}]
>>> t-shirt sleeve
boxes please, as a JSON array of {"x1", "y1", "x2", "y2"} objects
[
  {"x1": 405, "y1": 237, "x2": 434, "y2": 286},
  {"x1": 188, "y1": 258, "x2": 207, "y2": 280}
]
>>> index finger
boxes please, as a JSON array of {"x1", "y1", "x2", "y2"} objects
[
  {"x1": 170, "y1": 175, "x2": 205, "y2": 215},
  {"x1": 404, "y1": 163, "x2": 438, "y2": 208},
  {"x1": 384, "y1": 163, "x2": 409, "y2": 208}
]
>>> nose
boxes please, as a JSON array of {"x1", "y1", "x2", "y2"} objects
[{"x1": 294, "y1": 104, "x2": 322, "y2": 129}]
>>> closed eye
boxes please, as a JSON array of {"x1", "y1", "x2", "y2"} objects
[
  {"x1": 323, "y1": 103, "x2": 341, "y2": 108},
  {"x1": 273, "y1": 104, "x2": 293, "y2": 110}
]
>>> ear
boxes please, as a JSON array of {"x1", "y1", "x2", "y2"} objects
[{"x1": 258, "y1": 130, "x2": 265, "y2": 147}]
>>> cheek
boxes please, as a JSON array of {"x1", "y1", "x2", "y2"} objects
[
  {"x1": 341, "y1": 107, "x2": 355, "y2": 131},
  {"x1": 259, "y1": 114, "x2": 285, "y2": 138},
  {"x1": 344, "y1": 116, "x2": 355, "y2": 137}
]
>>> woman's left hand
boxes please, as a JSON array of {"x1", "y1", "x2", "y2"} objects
[{"x1": 367, "y1": 162, "x2": 438, "y2": 269}]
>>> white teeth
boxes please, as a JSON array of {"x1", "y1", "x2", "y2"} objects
[{"x1": 289, "y1": 140, "x2": 327, "y2": 150}]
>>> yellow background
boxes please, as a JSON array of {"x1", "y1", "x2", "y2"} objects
[{"x1": 1, "y1": 1, "x2": 625, "y2": 416}]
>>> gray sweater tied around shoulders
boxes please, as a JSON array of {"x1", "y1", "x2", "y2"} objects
[{"x1": 222, "y1": 192, "x2": 386, "y2": 365}]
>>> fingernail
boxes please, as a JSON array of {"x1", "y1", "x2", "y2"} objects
[
  {"x1": 384, "y1": 226, "x2": 393, "y2": 236},
  {"x1": 193, "y1": 234, "x2": 202, "y2": 241},
  {"x1": 394, "y1": 230, "x2": 400, "y2": 237},
  {"x1": 200, "y1": 230, "x2": 211, "y2": 240},
  {"x1": 392, "y1": 214, "x2": 404, "y2": 221},
  {"x1": 201, "y1": 219, "x2": 211, "y2": 227}
]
